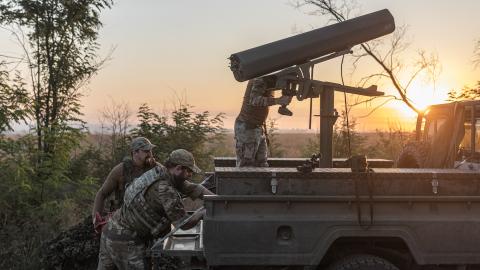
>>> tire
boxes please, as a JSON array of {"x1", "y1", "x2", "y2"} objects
[
  {"x1": 327, "y1": 254, "x2": 399, "y2": 270},
  {"x1": 395, "y1": 141, "x2": 430, "y2": 168}
]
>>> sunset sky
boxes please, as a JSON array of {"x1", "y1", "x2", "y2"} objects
[{"x1": 2, "y1": 0, "x2": 479, "y2": 132}]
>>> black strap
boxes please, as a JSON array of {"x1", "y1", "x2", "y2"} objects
[
  {"x1": 353, "y1": 168, "x2": 375, "y2": 229},
  {"x1": 263, "y1": 121, "x2": 270, "y2": 155}
]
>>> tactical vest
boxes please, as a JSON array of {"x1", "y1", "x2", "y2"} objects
[
  {"x1": 107, "y1": 157, "x2": 135, "y2": 211},
  {"x1": 121, "y1": 165, "x2": 171, "y2": 238},
  {"x1": 237, "y1": 80, "x2": 273, "y2": 126}
]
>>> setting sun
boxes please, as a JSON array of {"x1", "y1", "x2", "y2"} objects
[{"x1": 391, "y1": 80, "x2": 451, "y2": 120}]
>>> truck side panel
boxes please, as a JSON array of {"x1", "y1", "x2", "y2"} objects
[{"x1": 203, "y1": 168, "x2": 480, "y2": 266}]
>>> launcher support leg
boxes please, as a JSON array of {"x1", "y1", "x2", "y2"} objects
[{"x1": 320, "y1": 88, "x2": 335, "y2": 168}]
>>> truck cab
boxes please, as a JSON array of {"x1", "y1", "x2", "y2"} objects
[{"x1": 398, "y1": 100, "x2": 480, "y2": 170}]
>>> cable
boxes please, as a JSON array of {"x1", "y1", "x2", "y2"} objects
[{"x1": 341, "y1": 55, "x2": 352, "y2": 157}]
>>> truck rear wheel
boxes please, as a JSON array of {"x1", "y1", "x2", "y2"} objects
[{"x1": 326, "y1": 254, "x2": 399, "y2": 270}]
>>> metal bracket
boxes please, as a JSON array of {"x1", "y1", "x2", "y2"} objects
[
  {"x1": 271, "y1": 172, "x2": 278, "y2": 194},
  {"x1": 431, "y1": 173, "x2": 439, "y2": 194}
]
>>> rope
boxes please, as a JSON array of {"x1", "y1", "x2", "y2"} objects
[
  {"x1": 353, "y1": 169, "x2": 375, "y2": 229},
  {"x1": 341, "y1": 55, "x2": 352, "y2": 157}
]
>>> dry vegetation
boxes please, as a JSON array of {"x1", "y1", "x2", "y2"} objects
[{"x1": 206, "y1": 131, "x2": 411, "y2": 159}]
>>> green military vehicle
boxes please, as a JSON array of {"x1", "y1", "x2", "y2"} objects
[
  {"x1": 156, "y1": 101, "x2": 480, "y2": 270},
  {"x1": 153, "y1": 10, "x2": 480, "y2": 270}
]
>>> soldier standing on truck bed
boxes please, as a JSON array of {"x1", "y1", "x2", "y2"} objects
[
  {"x1": 92, "y1": 137, "x2": 159, "y2": 234},
  {"x1": 235, "y1": 77, "x2": 292, "y2": 167},
  {"x1": 97, "y1": 149, "x2": 214, "y2": 270}
]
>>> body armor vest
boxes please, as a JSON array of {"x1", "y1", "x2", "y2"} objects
[
  {"x1": 121, "y1": 165, "x2": 171, "y2": 238},
  {"x1": 107, "y1": 158, "x2": 135, "y2": 211},
  {"x1": 237, "y1": 80, "x2": 273, "y2": 126}
]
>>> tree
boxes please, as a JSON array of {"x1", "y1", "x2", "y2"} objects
[
  {"x1": 332, "y1": 111, "x2": 365, "y2": 157},
  {"x1": 0, "y1": 0, "x2": 113, "y2": 202},
  {"x1": 301, "y1": 111, "x2": 365, "y2": 157},
  {"x1": 265, "y1": 118, "x2": 285, "y2": 158},
  {"x1": 98, "y1": 99, "x2": 133, "y2": 168},
  {"x1": 447, "y1": 81, "x2": 480, "y2": 101},
  {"x1": 131, "y1": 103, "x2": 226, "y2": 171},
  {"x1": 67, "y1": 100, "x2": 133, "y2": 185},
  {"x1": 0, "y1": 63, "x2": 29, "y2": 133},
  {"x1": 292, "y1": 0, "x2": 440, "y2": 115},
  {"x1": 365, "y1": 126, "x2": 413, "y2": 160},
  {"x1": 0, "y1": 2, "x2": 113, "y2": 267},
  {"x1": 445, "y1": 39, "x2": 480, "y2": 102}
]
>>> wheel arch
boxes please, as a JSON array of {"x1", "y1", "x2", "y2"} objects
[{"x1": 309, "y1": 227, "x2": 425, "y2": 267}]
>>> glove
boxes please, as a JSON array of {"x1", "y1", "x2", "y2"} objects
[
  {"x1": 276, "y1": 95, "x2": 293, "y2": 106},
  {"x1": 93, "y1": 212, "x2": 108, "y2": 234}
]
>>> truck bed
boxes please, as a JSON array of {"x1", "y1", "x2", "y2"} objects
[{"x1": 203, "y1": 167, "x2": 480, "y2": 266}]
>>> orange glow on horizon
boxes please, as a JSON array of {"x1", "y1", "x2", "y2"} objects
[{"x1": 390, "y1": 81, "x2": 451, "y2": 120}]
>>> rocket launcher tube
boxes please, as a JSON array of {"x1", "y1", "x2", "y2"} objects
[{"x1": 229, "y1": 9, "x2": 395, "y2": 82}]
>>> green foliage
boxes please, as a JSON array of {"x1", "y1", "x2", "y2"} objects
[
  {"x1": 67, "y1": 145, "x2": 103, "y2": 182},
  {"x1": 97, "y1": 100, "x2": 133, "y2": 170},
  {"x1": 0, "y1": 135, "x2": 36, "y2": 215},
  {"x1": 365, "y1": 127, "x2": 414, "y2": 160},
  {"x1": 447, "y1": 81, "x2": 480, "y2": 101},
  {"x1": 332, "y1": 112, "x2": 366, "y2": 157},
  {"x1": 0, "y1": 133, "x2": 102, "y2": 269},
  {"x1": 0, "y1": 1, "x2": 112, "y2": 268},
  {"x1": 266, "y1": 118, "x2": 285, "y2": 157},
  {"x1": 0, "y1": 0, "x2": 112, "y2": 184},
  {"x1": 131, "y1": 103, "x2": 226, "y2": 171},
  {"x1": 0, "y1": 64, "x2": 30, "y2": 133},
  {"x1": 301, "y1": 112, "x2": 366, "y2": 158}
]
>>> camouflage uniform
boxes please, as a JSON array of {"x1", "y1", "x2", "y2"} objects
[
  {"x1": 235, "y1": 78, "x2": 276, "y2": 167},
  {"x1": 98, "y1": 150, "x2": 205, "y2": 270},
  {"x1": 94, "y1": 137, "x2": 158, "y2": 217},
  {"x1": 104, "y1": 157, "x2": 143, "y2": 212}
]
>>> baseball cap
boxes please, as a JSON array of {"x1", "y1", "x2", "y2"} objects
[
  {"x1": 130, "y1": 137, "x2": 156, "y2": 151},
  {"x1": 168, "y1": 149, "x2": 201, "y2": 174}
]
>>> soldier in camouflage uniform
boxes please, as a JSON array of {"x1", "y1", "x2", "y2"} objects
[
  {"x1": 92, "y1": 137, "x2": 159, "y2": 234},
  {"x1": 97, "y1": 149, "x2": 213, "y2": 270},
  {"x1": 235, "y1": 77, "x2": 292, "y2": 167}
]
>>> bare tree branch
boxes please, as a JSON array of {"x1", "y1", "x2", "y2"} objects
[
  {"x1": 348, "y1": 94, "x2": 400, "y2": 108},
  {"x1": 357, "y1": 97, "x2": 397, "y2": 118},
  {"x1": 293, "y1": 0, "x2": 442, "y2": 115}
]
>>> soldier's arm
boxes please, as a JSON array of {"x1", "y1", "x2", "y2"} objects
[
  {"x1": 91, "y1": 164, "x2": 122, "y2": 219},
  {"x1": 249, "y1": 78, "x2": 291, "y2": 107},
  {"x1": 180, "y1": 208, "x2": 206, "y2": 230},
  {"x1": 157, "y1": 183, "x2": 191, "y2": 227},
  {"x1": 157, "y1": 181, "x2": 206, "y2": 230},
  {"x1": 248, "y1": 79, "x2": 276, "y2": 107},
  {"x1": 179, "y1": 180, "x2": 214, "y2": 200}
]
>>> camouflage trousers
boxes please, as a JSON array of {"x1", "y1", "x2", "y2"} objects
[
  {"x1": 97, "y1": 221, "x2": 149, "y2": 270},
  {"x1": 234, "y1": 119, "x2": 269, "y2": 167}
]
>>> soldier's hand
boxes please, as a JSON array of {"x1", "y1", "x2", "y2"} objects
[
  {"x1": 93, "y1": 212, "x2": 107, "y2": 234},
  {"x1": 276, "y1": 95, "x2": 293, "y2": 106}
]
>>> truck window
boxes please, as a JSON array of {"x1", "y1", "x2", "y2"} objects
[
  {"x1": 425, "y1": 118, "x2": 447, "y2": 142},
  {"x1": 460, "y1": 123, "x2": 472, "y2": 152},
  {"x1": 476, "y1": 119, "x2": 480, "y2": 153}
]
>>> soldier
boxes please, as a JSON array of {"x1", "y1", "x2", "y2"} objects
[
  {"x1": 97, "y1": 149, "x2": 213, "y2": 270},
  {"x1": 92, "y1": 137, "x2": 159, "y2": 234},
  {"x1": 235, "y1": 77, "x2": 292, "y2": 167}
]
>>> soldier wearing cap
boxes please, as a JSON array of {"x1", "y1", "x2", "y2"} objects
[
  {"x1": 92, "y1": 137, "x2": 159, "y2": 234},
  {"x1": 97, "y1": 149, "x2": 213, "y2": 270}
]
